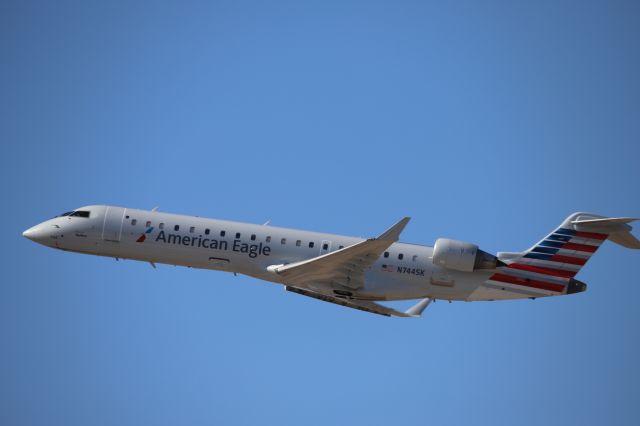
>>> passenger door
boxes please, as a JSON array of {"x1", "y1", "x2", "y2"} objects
[{"x1": 102, "y1": 206, "x2": 125, "y2": 242}]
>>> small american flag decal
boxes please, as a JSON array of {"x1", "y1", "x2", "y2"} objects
[{"x1": 382, "y1": 264, "x2": 394, "y2": 272}]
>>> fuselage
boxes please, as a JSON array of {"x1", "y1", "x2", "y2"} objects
[{"x1": 22, "y1": 205, "x2": 549, "y2": 302}]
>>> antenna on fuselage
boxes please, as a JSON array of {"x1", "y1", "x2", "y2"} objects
[
  {"x1": 263, "y1": 219, "x2": 271, "y2": 226},
  {"x1": 151, "y1": 206, "x2": 159, "y2": 212}
]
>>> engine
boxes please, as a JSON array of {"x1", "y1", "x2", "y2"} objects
[{"x1": 432, "y1": 238, "x2": 499, "y2": 272}]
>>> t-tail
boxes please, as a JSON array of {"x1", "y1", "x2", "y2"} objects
[{"x1": 491, "y1": 213, "x2": 640, "y2": 297}]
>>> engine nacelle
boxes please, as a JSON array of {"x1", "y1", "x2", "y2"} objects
[{"x1": 432, "y1": 238, "x2": 499, "y2": 272}]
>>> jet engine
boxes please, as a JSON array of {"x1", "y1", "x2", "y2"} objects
[{"x1": 432, "y1": 238, "x2": 500, "y2": 272}]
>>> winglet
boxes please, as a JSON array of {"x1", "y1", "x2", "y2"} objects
[
  {"x1": 405, "y1": 297, "x2": 432, "y2": 317},
  {"x1": 378, "y1": 217, "x2": 411, "y2": 241}
]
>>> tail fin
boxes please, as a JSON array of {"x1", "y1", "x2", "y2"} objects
[{"x1": 492, "y1": 213, "x2": 639, "y2": 296}]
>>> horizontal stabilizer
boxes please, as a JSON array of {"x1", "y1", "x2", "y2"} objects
[
  {"x1": 572, "y1": 216, "x2": 640, "y2": 249},
  {"x1": 608, "y1": 231, "x2": 640, "y2": 249},
  {"x1": 571, "y1": 217, "x2": 640, "y2": 226}
]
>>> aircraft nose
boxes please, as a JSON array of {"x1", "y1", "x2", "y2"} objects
[
  {"x1": 23, "y1": 227, "x2": 35, "y2": 239},
  {"x1": 23, "y1": 225, "x2": 48, "y2": 244}
]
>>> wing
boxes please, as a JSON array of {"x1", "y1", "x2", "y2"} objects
[
  {"x1": 270, "y1": 217, "x2": 410, "y2": 290},
  {"x1": 286, "y1": 286, "x2": 431, "y2": 318}
]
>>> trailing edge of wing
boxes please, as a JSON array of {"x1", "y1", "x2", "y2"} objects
[{"x1": 286, "y1": 286, "x2": 431, "y2": 318}]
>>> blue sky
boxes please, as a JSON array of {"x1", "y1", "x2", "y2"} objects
[{"x1": 2, "y1": 1, "x2": 639, "y2": 425}]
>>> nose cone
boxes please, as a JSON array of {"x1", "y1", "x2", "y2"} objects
[{"x1": 23, "y1": 225, "x2": 49, "y2": 244}]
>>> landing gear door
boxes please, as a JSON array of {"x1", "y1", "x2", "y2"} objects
[
  {"x1": 102, "y1": 206, "x2": 125, "y2": 242},
  {"x1": 320, "y1": 240, "x2": 332, "y2": 255}
]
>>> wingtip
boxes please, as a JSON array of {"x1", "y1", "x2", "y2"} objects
[
  {"x1": 378, "y1": 216, "x2": 411, "y2": 241},
  {"x1": 404, "y1": 297, "x2": 432, "y2": 317}
]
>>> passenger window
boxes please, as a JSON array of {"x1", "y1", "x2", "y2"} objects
[
  {"x1": 296, "y1": 240, "x2": 301, "y2": 247},
  {"x1": 131, "y1": 219, "x2": 137, "y2": 226},
  {"x1": 146, "y1": 221, "x2": 151, "y2": 227},
  {"x1": 235, "y1": 232, "x2": 241, "y2": 239},
  {"x1": 251, "y1": 234, "x2": 256, "y2": 241},
  {"x1": 266, "y1": 236, "x2": 271, "y2": 243},
  {"x1": 398, "y1": 253, "x2": 404, "y2": 260},
  {"x1": 190, "y1": 226, "x2": 195, "y2": 233},
  {"x1": 281, "y1": 238, "x2": 286, "y2": 244},
  {"x1": 174, "y1": 225, "x2": 179, "y2": 231},
  {"x1": 384, "y1": 252, "x2": 389, "y2": 258},
  {"x1": 205, "y1": 229, "x2": 210, "y2": 235},
  {"x1": 159, "y1": 223, "x2": 164, "y2": 229},
  {"x1": 309, "y1": 242, "x2": 314, "y2": 248},
  {"x1": 322, "y1": 243, "x2": 329, "y2": 250},
  {"x1": 220, "y1": 230, "x2": 226, "y2": 237}
]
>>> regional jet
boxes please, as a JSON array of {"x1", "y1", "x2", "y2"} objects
[{"x1": 22, "y1": 206, "x2": 640, "y2": 317}]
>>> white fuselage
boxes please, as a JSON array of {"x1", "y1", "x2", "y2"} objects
[{"x1": 23, "y1": 205, "x2": 513, "y2": 302}]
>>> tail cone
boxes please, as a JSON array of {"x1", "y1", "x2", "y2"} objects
[{"x1": 567, "y1": 278, "x2": 587, "y2": 294}]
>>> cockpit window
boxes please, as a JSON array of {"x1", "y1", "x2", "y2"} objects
[
  {"x1": 59, "y1": 211, "x2": 73, "y2": 217},
  {"x1": 69, "y1": 211, "x2": 90, "y2": 218}
]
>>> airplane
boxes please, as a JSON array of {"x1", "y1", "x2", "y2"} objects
[{"x1": 22, "y1": 205, "x2": 640, "y2": 317}]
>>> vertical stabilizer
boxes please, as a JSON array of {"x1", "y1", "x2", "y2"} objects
[{"x1": 491, "y1": 213, "x2": 639, "y2": 297}]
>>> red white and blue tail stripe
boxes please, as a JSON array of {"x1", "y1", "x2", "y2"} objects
[
  {"x1": 485, "y1": 214, "x2": 610, "y2": 297},
  {"x1": 477, "y1": 213, "x2": 640, "y2": 300},
  {"x1": 518, "y1": 226, "x2": 607, "y2": 275}
]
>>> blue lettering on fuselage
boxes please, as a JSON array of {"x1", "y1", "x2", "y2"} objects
[{"x1": 154, "y1": 230, "x2": 270, "y2": 258}]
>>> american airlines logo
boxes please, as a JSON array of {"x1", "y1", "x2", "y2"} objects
[
  {"x1": 136, "y1": 226, "x2": 154, "y2": 243},
  {"x1": 149, "y1": 230, "x2": 271, "y2": 258}
]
